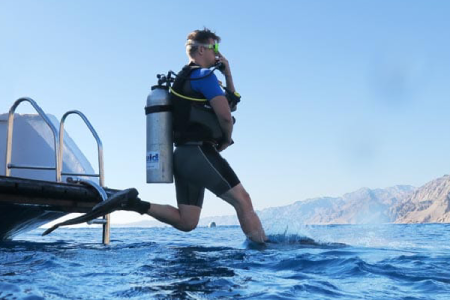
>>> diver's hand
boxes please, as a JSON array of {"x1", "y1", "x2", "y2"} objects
[
  {"x1": 217, "y1": 139, "x2": 234, "y2": 152},
  {"x1": 216, "y1": 52, "x2": 231, "y2": 77},
  {"x1": 216, "y1": 52, "x2": 236, "y2": 94}
]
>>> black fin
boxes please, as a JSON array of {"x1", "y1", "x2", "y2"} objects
[{"x1": 42, "y1": 188, "x2": 139, "y2": 236}]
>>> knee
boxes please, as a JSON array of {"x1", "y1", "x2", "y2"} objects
[
  {"x1": 177, "y1": 220, "x2": 198, "y2": 232},
  {"x1": 235, "y1": 190, "x2": 254, "y2": 211},
  {"x1": 242, "y1": 190, "x2": 251, "y2": 202},
  {"x1": 241, "y1": 191, "x2": 252, "y2": 205},
  {"x1": 221, "y1": 184, "x2": 254, "y2": 212}
]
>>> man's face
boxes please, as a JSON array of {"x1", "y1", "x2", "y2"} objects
[{"x1": 202, "y1": 38, "x2": 217, "y2": 67}]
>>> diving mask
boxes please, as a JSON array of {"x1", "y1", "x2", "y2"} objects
[{"x1": 186, "y1": 40, "x2": 219, "y2": 54}]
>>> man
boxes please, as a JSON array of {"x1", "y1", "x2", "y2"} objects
[
  {"x1": 145, "y1": 28, "x2": 267, "y2": 244},
  {"x1": 98, "y1": 29, "x2": 267, "y2": 244}
]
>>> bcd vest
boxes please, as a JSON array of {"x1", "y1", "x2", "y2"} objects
[{"x1": 171, "y1": 64, "x2": 224, "y2": 145}]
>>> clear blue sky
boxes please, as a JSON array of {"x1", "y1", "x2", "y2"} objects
[{"x1": 1, "y1": 0, "x2": 450, "y2": 224}]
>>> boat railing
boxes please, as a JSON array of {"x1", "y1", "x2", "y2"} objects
[
  {"x1": 4, "y1": 98, "x2": 111, "y2": 244},
  {"x1": 5, "y1": 97, "x2": 61, "y2": 181},
  {"x1": 58, "y1": 110, "x2": 105, "y2": 185},
  {"x1": 58, "y1": 110, "x2": 110, "y2": 244}
]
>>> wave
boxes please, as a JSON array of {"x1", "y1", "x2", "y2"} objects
[
  {"x1": 243, "y1": 233, "x2": 347, "y2": 250},
  {"x1": 2, "y1": 225, "x2": 449, "y2": 300}
]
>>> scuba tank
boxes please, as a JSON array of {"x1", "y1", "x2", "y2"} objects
[{"x1": 145, "y1": 73, "x2": 174, "y2": 183}]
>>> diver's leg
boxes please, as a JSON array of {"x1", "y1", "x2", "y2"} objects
[
  {"x1": 220, "y1": 183, "x2": 267, "y2": 244},
  {"x1": 145, "y1": 151, "x2": 204, "y2": 232},
  {"x1": 147, "y1": 204, "x2": 201, "y2": 232},
  {"x1": 177, "y1": 144, "x2": 267, "y2": 243}
]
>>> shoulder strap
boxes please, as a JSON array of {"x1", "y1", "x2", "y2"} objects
[{"x1": 171, "y1": 64, "x2": 208, "y2": 102}]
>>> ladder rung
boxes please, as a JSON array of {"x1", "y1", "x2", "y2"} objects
[
  {"x1": 7, "y1": 164, "x2": 56, "y2": 171},
  {"x1": 61, "y1": 172, "x2": 100, "y2": 177},
  {"x1": 88, "y1": 219, "x2": 108, "y2": 225}
]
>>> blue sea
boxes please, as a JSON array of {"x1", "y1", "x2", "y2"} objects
[{"x1": 1, "y1": 224, "x2": 450, "y2": 300}]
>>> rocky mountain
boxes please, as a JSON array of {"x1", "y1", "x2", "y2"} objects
[
  {"x1": 394, "y1": 175, "x2": 450, "y2": 223},
  {"x1": 118, "y1": 175, "x2": 450, "y2": 227},
  {"x1": 199, "y1": 185, "x2": 416, "y2": 226}
]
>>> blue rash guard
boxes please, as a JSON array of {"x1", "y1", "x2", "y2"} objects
[{"x1": 190, "y1": 69, "x2": 225, "y2": 101}]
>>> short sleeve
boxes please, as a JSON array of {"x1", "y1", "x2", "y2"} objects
[{"x1": 190, "y1": 69, "x2": 225, "y2": 101}]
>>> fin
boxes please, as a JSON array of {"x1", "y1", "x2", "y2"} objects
[{"x1": 42, "y1": 188, "x2": 139, "y2": 236}]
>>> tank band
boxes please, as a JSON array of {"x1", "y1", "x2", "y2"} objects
[{"x1": 145, "y1": 105, "x2": 173, "y2": 115}]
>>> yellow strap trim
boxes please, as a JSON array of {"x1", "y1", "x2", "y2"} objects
[
  {"x1": 218, "y1": 82, "x2": 241, "y2": 98},
  {"x1": 169, "y1": 87, "x2": 207, "y2": 102}
]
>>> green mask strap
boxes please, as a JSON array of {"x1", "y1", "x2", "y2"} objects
[
  {"x1": 185, "y1": 39, "x2": 219, "y2": 54},
  {"x1": 214, "y1": 42, "x2": 219, "y2": 54}
]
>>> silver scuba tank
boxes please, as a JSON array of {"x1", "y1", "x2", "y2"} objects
[{"x1": 145, "y1": 75, "x2": 173, "y2": 183}]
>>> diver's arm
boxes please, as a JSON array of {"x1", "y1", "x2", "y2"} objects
[
  {"x1": 216, "y1": 52, "x2": 236, "y2": 93},
  {"x1": 224, "y1": 73, "x2": 235, "y2": 94},
  {"x1": 210, "y1": 95, "x2": 233, "y2": 151}
]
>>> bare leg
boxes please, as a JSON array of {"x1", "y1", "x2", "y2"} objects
[
  {"x1": 220, "y1": 183, "x2": 267, "y2": 244},
  {"x1": 146, "y1": 204, "x2": 201, "y2": 232}
]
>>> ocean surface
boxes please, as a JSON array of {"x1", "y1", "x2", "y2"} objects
[{"x1": 1, "y1": 224, "x2": 450, "y2": 300}]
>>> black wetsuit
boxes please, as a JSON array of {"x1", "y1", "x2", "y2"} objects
[
  {"x1": 174, "y1": 143, "x2": 240, "y2": 207},
  {"x1": 171, "y1": 65, "x2": 240, "y2": 207}
]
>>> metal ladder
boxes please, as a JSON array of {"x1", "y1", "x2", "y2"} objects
[
  {"x1": 5, "y1": 97, "x2": 111, "y2": 244},
  {"x1": 5, "y1": 98, "x2": 60, "y2": 180}
]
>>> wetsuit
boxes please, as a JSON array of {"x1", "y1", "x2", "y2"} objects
[{"x1": 173, "y1": 67, "x2": 240, "y2": 207}]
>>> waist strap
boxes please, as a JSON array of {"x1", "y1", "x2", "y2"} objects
[{"x1": 175, "y1": 141, "x2": 217, "y2": 147}]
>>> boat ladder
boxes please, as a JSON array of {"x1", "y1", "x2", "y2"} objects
[{"x1": 5, "y1": 97, "x2": 111, "y2": 244}]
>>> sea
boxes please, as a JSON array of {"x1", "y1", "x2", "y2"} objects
[{"x1": 1, "y1": 224, "x2": 450, "y2": 300}]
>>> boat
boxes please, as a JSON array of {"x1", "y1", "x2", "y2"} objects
[{"x1": 0, "y1": 98, "x2": 114, "y2": 243}]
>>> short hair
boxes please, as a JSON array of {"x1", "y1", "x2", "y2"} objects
[{"x1": 186, "y1": 28, "x2": 221, "y2": 57}]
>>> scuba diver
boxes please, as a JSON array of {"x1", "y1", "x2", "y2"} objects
[
  {"x1": 44, "y1": 28, "x2": 267, "y2": 244},
  {"x1": 143, "y1": 28, "x2": 267, "y2": 244}
]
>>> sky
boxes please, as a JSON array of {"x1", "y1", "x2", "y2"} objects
[{"x1": 1, "y1": 0, "x2": 450, "y2": 224}]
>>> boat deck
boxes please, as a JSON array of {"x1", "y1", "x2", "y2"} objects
[{"x1": 0, "y1": 175, "x2": 116, "y2": 240}]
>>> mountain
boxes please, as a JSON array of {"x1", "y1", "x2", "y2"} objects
[
  {"x1": 199, "y1": 184, "x2": 416, "y2": 226},
  {"x1": 116, "y1": 175, "x2": 450, "y2": 227},
  {"x1": 394, "y1": 175, "x2": 450, "y2": 223},
  {"x1": 255, "y1": 185, "x2": 416, "y2": 225}
]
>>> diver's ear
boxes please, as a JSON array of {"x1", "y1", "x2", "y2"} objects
[{"x1": 197, "y1": 45, "x2": 205, "y2": 56}]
